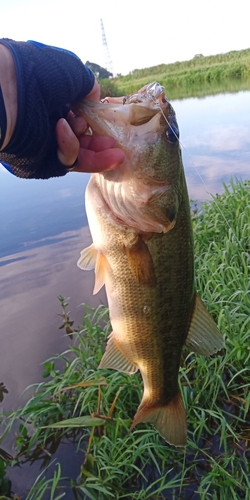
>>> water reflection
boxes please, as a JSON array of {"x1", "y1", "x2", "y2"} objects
[
  {"x1": 0, "y1": 228, "x2": 106, "y2": 413},
  {"x1": 0, "y1": 169, "x2": 89, "y2": 258},
  {"x1": 174, "y1": 90, "x2": 250, "y2": 200},
  {"x1": 0, "y1": 255, "x2": 29, "y2": 268},
  {"x1": 167, "y1": 76, "x2": 250, "y2": 101}
]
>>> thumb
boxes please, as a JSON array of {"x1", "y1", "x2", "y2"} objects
[{"x1": 56, "y1": 118, "x2": 79, "y2": 166}]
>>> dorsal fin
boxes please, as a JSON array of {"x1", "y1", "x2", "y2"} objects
[{"x1": 185, "y1": 293, "x2": 223, "y2": 356}]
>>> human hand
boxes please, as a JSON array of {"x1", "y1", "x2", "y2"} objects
[
  {"x1": 56, "y1": 80, "x2": 125, "y2": 172},
  {"x1": 0, "y1": 40, "x2": 125, "y2": 179}
]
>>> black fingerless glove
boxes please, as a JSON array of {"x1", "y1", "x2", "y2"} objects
[{"x1": 0, "y1": 39, "x2": 95, "y2": 179}]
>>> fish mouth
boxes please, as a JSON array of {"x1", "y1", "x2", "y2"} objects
[
  {"x1": 72, "y1": 82, "x2": 171, "y2": 140},
  {"x1": 123, "y1": 82, "x2": 167, "y2": 105}
]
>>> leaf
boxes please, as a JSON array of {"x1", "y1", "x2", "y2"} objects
[
  {"x1": 53, "y1": 378, "x2": 107, "y2": 396},
  {"x1": 42, "y1": 416, "x2": 107, "y2": 429}
]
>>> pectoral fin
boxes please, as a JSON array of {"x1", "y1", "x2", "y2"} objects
[
  {"x1": 77, "y1": 244, "x2": 109, "y2": 294},
  {"x1": 99, "y1": 333, "x2": 138, "y2": 374},
  {"x1": 125, "y1": 237, "x2": 156, "y2": 287},
  {"x1": 77, "y1": 244, "x2": 97, "y2": 271},
  {"x1": 185, "y1": 293, "x2": 223, "y2": 356},
  {"x1": 93, "y1": 252, "x2": 110, "y2": 294}
]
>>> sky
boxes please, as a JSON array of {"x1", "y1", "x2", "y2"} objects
[{"x1": 1, "y1": 0, "x2": 250, "y2": 76}]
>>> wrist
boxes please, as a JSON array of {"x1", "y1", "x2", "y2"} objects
[{"x1": 85, "y1": 78, "x2": 100, "y2": 102}]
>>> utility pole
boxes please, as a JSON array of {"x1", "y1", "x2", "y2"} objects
[{"x1": 100, "y1": 18, "x2": 114, "y2": 76}]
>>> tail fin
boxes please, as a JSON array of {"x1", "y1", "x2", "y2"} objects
[{"x1": 130, "y1": 393, "x2": 187, "y2": 447}]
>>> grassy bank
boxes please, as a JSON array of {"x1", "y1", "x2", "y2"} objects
[
  {"x1": 100, "y1": 48, "x2": 250, "y2": 100},
  {"x1": 0, "y1": 179, "x2": 250, "y2": 499}
]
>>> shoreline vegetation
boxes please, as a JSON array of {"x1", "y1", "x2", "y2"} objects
[
  {"x1": 99, "y1": 47, "x2": 250, "y2": 100},
  {"x1": 0, "y1": 179, "x2": 250, "y2": 499}
]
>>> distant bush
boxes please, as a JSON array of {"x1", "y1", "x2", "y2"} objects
[
  {"x1": 112, "y1": 47, "x2": 250, "y2": 99},
  {"x1": 99, "y1": 79, "x2": 121, "y2": 99},
  {"x1": 85, "y1": 61, "x2": 113, "y2": 79}
]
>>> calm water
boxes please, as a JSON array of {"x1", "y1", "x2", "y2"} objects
[{"x1": 0, "y1": 86, "x2": 250, "y2": 496}]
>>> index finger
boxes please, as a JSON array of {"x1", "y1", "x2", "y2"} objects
[
  {"x1": 101, "y1": 96, "x2": 126, "y2": 104},
  {"x1": 78, "y1": 135, "x2": 118, "y2": 152},
  {"x1": 73, "y1": 147, "x2": 125, "y2": 173}
]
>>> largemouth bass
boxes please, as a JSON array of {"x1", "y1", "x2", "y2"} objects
[{"x1": 74, "y1": 83, "x2": 223, "y2": 446}]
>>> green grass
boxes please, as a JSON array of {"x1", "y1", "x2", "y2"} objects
[
  {"x1": 100, "y1": 48, "x2": 250, "y2": 100},
  {"x1": 0, "y1": 180, "x2": 250, "y2": 499}
]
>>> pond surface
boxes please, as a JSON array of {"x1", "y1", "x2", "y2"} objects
[{"x1": 0, "y1": 84, "x2": 250, "y2": 496}]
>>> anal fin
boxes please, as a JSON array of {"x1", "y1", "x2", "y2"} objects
[
  {"x1": 185, "y1": 293, "x2": 223, "y2": 356},
  {"x1": 125, "y1": 237, "x2": 156, "y2": 287},
  {"x1": 99, "y1": 333, "x2": 138, "y2": 374},
  {"x1": 131, "y1": 393, "x2": 187, "y2": 447}
]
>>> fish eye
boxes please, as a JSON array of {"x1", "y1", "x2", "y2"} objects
[{"x1": 166, "y1": 125, "x2": 179, "y2": 144}]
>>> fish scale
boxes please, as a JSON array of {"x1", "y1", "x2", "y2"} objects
[{"x1": 75, "y1": 82, "x2": 223, "y2": 446}]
